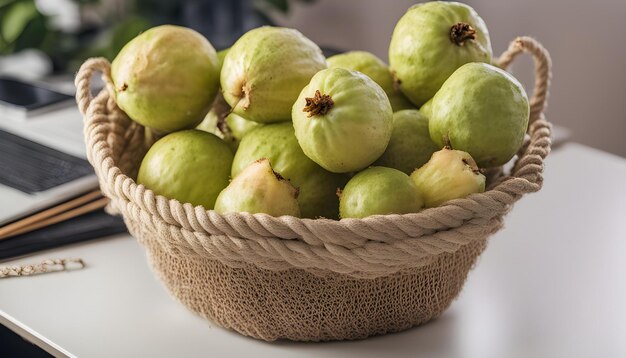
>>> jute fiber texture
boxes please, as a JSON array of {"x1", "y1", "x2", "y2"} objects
[{"x1": 75, "y1": 36, "x2": 552, "y2": 341}]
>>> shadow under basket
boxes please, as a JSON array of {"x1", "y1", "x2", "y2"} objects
[{"x1": 75, "y1": 36, "x2": 552, "y2": 342}]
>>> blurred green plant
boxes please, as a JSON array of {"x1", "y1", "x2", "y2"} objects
[
  {"x1": 0, "y1": 0, "x2": 47, "y2": 55},
  {"x1": 0, "y1": 0, "x2": 311, "y2": 73},
  {"x1": 0, "y1": 0, "x2": 132, "y2": 71},
  {"x1": 68, "y1": 15, "x2": 152, "y2": 70}
]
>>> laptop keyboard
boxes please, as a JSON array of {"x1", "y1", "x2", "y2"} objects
[{"x1": 0, "y1": 129, "x2": 93, "y2": 194}]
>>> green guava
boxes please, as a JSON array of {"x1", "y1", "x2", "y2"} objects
[
  {"x1": 339, "y1": 166, "x2": 423, "y2": 219},
  {"x1": 232, "y1": 122, "x2": 347, "y2": 219},
  {"x1": 195, "y1": 109, "x2": 223, "y2": 138},
  {"x1": 292, "y1": 68, "x2": 393, "y2": 173},
  {"x1": 225, "y1": 113, "x2": 263, "y2": 143},
  {"x1": 374, "y1": 109, "x2": 440, "y2": 174},
  {"x1": 389, "y1": 1, "x2": 492, "y2": 106},
  {"x1": 326, "y1": 51, "x2": 414, "y2": 112},
  {"x1": 216, "y1": 47, "x2": 229, "y2": 70},
  {"x1": 196, "y1": 96, "x2": 264, "y2": 151},
  {"x1": 137, "y1": 130, "x2": 233, "y2": 209},
  {"x1": 419, "y1": 98, "x2": 433, "y2": 119},
  {"x1": 111, "y1": 25, "x2": 220, "y2": 132},
  {"x1": 195, "y1": 92, "x2": 242, "y2": 152},
  {"x1": 196, "y1": 93, "x2": 229, "y2": 138},
  {"x1": 429, "y1": 62, "x2": 529, "y2": 167},
  {"x1": 410, "y1": 147, "x2": 485, "y2": 207},
  {"x1": 196, "y1": 47, "x2": 231, "y2": 138},
  {"x1": 214, "y1": 159, "x2": 300, "y2": 217},
  {"x1": 221, "y1": 26, "x2": 326, "y2": 123}
]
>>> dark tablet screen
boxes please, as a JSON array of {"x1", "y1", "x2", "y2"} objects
[
  {"x1": 0, "y1": 129, "x2": 93, "y2": 193},
  {"x1": 0, "y1": 78, "x2": 73, "y2": 111}
]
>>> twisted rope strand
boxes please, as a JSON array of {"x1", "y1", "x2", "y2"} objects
[{"x1": 498, "y1": 36, "x2": 552, "y2": 125}]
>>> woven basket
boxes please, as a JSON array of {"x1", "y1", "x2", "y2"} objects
[{"x1": 75, "y1": 36, "x2": 552, "y2": 342}]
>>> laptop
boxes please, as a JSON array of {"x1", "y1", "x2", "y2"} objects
[{"x1": 0, "y1": 77, "x2": 98, "y2": 226}]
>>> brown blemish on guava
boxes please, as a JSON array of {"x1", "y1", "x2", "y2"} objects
[
  {"x1": 303, "y1": 90, "x2": 334, "y2": 117},
  {"x1": 270, "y1": 165, "x2": 300, "y2": 199},
  {"x1": 335, "y1": 188, "x2": 343, "y2": 198},
  {"x1": 261, "y1": 158, "x2": 292, "y2": 182},
  {"x1": 450, "y1": 23, "x2": 476, "y2": 46},
  {"x1": 231, "y1": 77, "x2": 251, "y2": 110},
  {"x1": 239, "y1": 81, "x2": 252, "y2": 110},
  {"x1": 256, "y1": 158, "x2": 297, "y2": 194},
  {"x1": 391, "y1": 70, "x2": 402, "y2": 91},
  {"x1": 213, "y1": 95, "x2": 232, "y2": 136},
  {"x1": 119, "y1": 83, "x2": 128, "y2": 91},
  {"x1": 273, "y1": 169, "x2": 286, "y2": 181},
  {"x1": 462, "y1": 157, "x2": 482, "y2": 175},
  {"x1": 217, "y1": 115, "x2": 231, "y2": 138}
]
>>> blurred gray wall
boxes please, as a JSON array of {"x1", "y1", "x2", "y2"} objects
[{"x1": 274, "y1": 0, "x2": 626, "y2": 157}]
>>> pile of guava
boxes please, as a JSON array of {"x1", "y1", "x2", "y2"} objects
[{"x1": 111, "y1": 1, "x2": 529, "y2": 220}]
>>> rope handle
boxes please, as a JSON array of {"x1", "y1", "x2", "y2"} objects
[
  {"x1": 492, "y1": 36, "x2": 552, "y2": 192},
  {"x1": 497, "y1": 36, "x2": 552, "y2": 126},
  {"x1": 75, "y1": 57, "x2": 114, "y2": 116}
]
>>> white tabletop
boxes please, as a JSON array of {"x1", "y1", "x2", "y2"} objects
[{"x1": 1, "y1": 143, "x2": 625, "y2": 358}]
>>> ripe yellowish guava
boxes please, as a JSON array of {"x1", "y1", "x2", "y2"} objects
[
  {"x1": 410, "y1": 147, "x2": 485, "y2": 207},
  {"x1": 214, "y1": 158, "x2": 300, "y2": 217}
]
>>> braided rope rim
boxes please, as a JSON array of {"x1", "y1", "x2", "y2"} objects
[{"x1": 75, "y1": 36, "x2": 552, "y2": 277}]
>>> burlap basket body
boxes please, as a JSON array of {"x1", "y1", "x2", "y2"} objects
[{"x1": 75, "y1": 37, "x2": 552, "y2": 342}]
